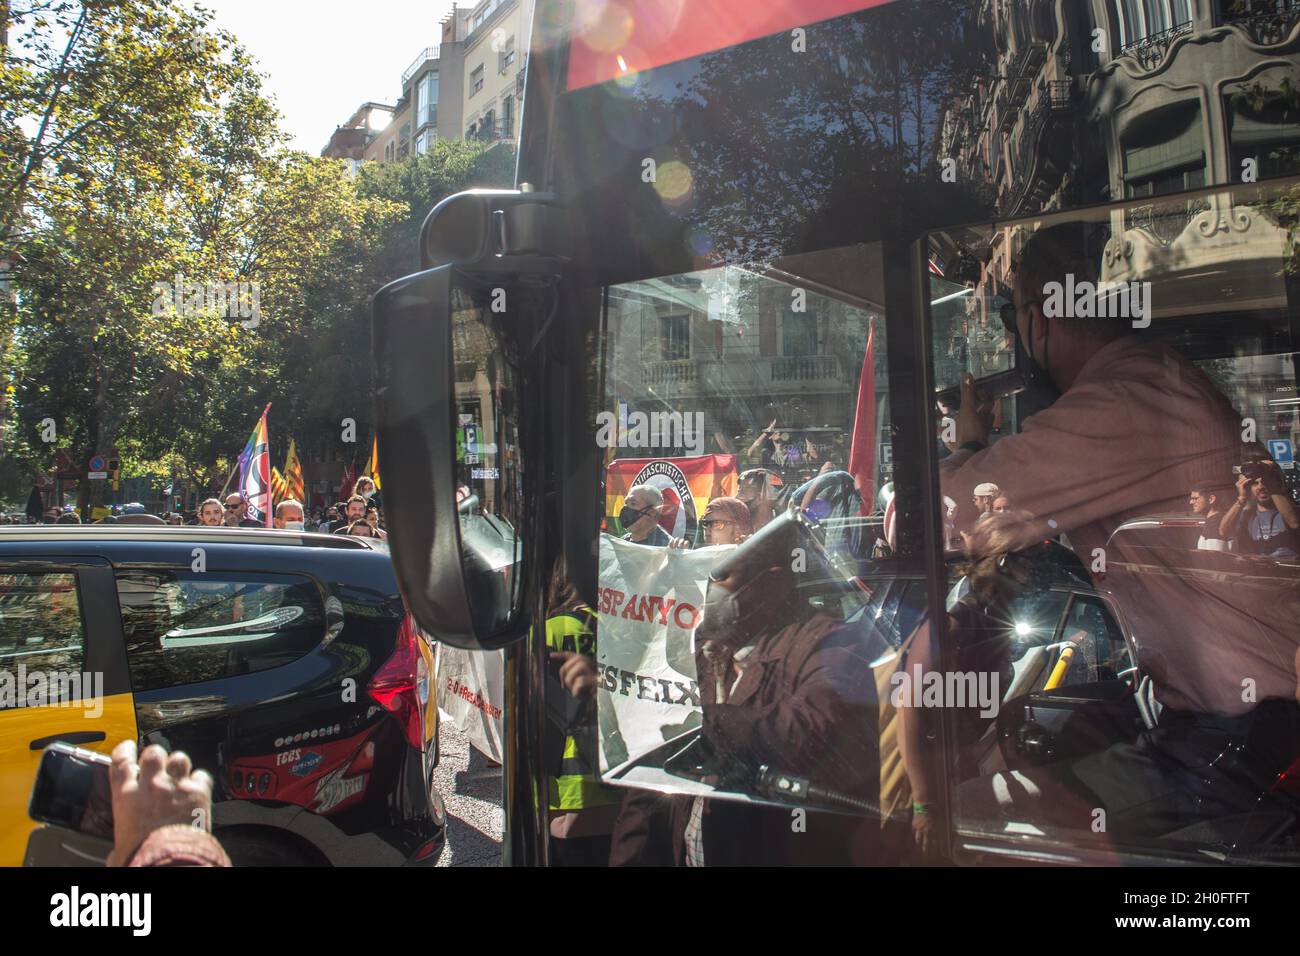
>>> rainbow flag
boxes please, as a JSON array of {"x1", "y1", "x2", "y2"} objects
[
  {"x1": 605, "y1": 454, "x2": 737, "y2": 540},
  {"x1": 284, "y1": 438, "x2": 305, "y2": 503},
  {"x1": 237, "y1": 404, "x2": 272, "y2": 527}
]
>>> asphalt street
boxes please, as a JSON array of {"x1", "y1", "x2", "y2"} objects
[{"x1": 434, "y1": 722, "x2": 504, "y2": 867}]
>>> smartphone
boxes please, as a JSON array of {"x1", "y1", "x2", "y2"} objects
[
  {"x1": 28, "y1": 742, "x2": 114, "y2": 840},
  {"x1": 935, "y1": 367, "x2": 1026, "y2": 411}
]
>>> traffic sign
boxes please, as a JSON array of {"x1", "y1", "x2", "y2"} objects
[
  {"x1": 87, "y1": 454, "x2": 106, "y2": 472},
  {"x1": 1267, "y1": 438, "x2": 1294, "y2": 470}
]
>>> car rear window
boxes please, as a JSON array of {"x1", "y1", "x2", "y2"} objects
[{"x1": 115, "y1": 569, "x2": 325, "y2": 692}]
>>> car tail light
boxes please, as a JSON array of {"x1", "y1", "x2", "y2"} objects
[{"x1": 367, "y1": 613, "x2": 427, "y2": 750}]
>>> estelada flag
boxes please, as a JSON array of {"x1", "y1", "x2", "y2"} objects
[
  {"x1": 238, "y1": 404, "x2": 273, "y2": 527},
  {"x1": 284, "y1": 438, "x2": 305, "y2": 503},
  {"x1": 606, "y1": 454, "x2": 737, "y2": 540}
]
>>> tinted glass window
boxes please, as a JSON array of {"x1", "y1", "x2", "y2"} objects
[
  {"x1": 116, "y1": 570, "x2": 325, "y2": 691},
  {"x1": 0, "y1": 572, "x2": 85, "y2": 694}
]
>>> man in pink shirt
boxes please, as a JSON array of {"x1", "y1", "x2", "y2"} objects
[{"x1": 934, "y1": 223, "x2": 1300, "y2": 842}]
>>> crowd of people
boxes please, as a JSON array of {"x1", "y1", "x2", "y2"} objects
[{"x1": 13, "y1": 475, "x2": 390, "y2": 541}]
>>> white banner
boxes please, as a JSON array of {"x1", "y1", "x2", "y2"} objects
[
  {"x1": 595, "y1": 534, "x2": 734, "y2": 773},
  {"x1": 437, "y1": 645, "x2": 505, "y2": 763}
]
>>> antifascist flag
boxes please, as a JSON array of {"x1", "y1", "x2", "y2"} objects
[
  {"x1": 605, "y1": 454, "x2": 737, "y2": 540},
  {"x1": 284, "y1": 438, "x2": 305, "y2": 503},
  {"x1": 847, "y1": 320, "x2": 876, "y2": 515},
  {"x1": 238, "y1": 404, "x2": 273, "y2": 527}
]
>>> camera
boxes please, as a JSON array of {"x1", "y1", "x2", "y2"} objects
[{"x1": 1232, "y1": 462, "x2": 1270, "y2": 480}]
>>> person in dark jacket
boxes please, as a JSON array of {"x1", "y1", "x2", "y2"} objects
[{"x1": 610, "y1": 512, "x2": 887, "y2": 866}]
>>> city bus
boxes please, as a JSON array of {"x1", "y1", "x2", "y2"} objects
[{"x1": 373, "y1": 0, "x2": 1300, "y2": 866}]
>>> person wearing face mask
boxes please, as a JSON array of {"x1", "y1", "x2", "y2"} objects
[
  {"x1": 274, "y1": 499, "x2": 306, "y2": 531},
  {"x1": 936, "y1": 223, "x2": 1300, "y2": 844},
  {"x1": 609, "y1": 512, "x2": 887, "y2": 867},
  {"x1": 619, "y1": 485, "x2": 671, "y2": 547}
]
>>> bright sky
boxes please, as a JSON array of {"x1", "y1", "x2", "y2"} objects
[{"x1": 200, "y1": 0, "x2": 457, "y2": 154}]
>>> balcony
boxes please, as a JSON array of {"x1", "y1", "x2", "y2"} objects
[
  {"x1": 1124, "y1": 195, "x2": 1213, "y2": 247},
  {"x1": 1117, "y1": 21, "x2": 1192, "y2": 72},
  {"x1": 641, "y1": 355, "x2": 845, "y2": 394},
  {"x1": 770, "y1": 355, "x2": 843, "y2": 383},
  {"x1": 468, "y1": 122, "x2": 512, "y2": 143},
  {"x1": 401, "y1": 46, "x2": 440, "y2": 86},
  {"x1": 1219, "y1": 0, "x2": 1300, "y2": 43},
  {"x1": 998, "y1": 80, "x2": 1073, "y2": 217}
]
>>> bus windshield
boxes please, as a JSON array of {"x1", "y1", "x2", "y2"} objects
[{"x1": 502, "y1": 0, "x2": 1300, "y2": 867}]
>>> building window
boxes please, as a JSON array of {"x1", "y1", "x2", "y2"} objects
[
  {"x1": 1116, "y1": 0, "x2": 1194, "y2": 46},
  {"x1": 646, "y1": 313, "x2": 690, "y2": 360},
  {"x1": 782, "y1": 311, "x2": 818, "y2": 357},
  {"x1": 415, "y1": 131, "x2": 430, "y2": 155},
  {"x1": 1226, "y1": 85, "x2": 1300, "y2": 181},
  {"x1": 1122, "y1": 101, "x2": 1205, "y2": 197},
  {"x1": 498, "y1": 36, "x2": 515, "y2": 72},
  {"x1": 418, "y1": 73, "x2": 439, "y2": 128},
  {"x1": 502, "y1": 95, "x2": 514, "y2": 136},
  {"x1": 470, "y1": 64, "x2": 484, "y2": 96}
]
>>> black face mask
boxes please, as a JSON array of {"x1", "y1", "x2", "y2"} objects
[
  {"x1": 619, "y1": 505, "x2": 652, "y2": 529},
  {"x1": 695, "y1": 570, "x2": 789, "y2": 649}
]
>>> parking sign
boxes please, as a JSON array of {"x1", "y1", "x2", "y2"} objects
[{"x1": 1267, "y1": 438, "x2": 1294, "y2": 470}]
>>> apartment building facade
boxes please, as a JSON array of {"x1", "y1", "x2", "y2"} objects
[{"x1": 460, "y1": 0, "x2": 534, "y2": 143}]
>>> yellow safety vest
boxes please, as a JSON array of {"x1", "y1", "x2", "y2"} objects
[{"x1": 545, "y1": 609, "x2": 622, "y2": 811}]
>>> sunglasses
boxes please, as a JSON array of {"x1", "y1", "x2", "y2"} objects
[
  {"x1": 225, "y1": 504, "x2": 241, "y2": 510},
  {"x1": 700, "y1": 519, "x2": 729, "y2": 528}
]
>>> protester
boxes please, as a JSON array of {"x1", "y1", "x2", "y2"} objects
[
  {"x1": 698, "y1": 496, "x2": 752, "y2": 546},
  {"x1": 619, "y1": 485, "x2": 671, "y2": 547},
  {"x1": 106, "y1": 740, "x2": 230, "y2": 867},
  {"x1": 197, "y1": 498, "x2": 224, "y2": 527},
  {"x1": 736, "y1": 468, "x2": 781, "y2": 532},
  {"x1": 223, "y1": 493, "x2": 260, "y2": 528},
  {"x1": 55, "y1": 511, "x2": 81, "y2": 524},
  {"x1": 365, "y1": 505, "x2": 387, "y2": 540},
  {"x1": 991, "y1": 494, "x2": 1012, "y2": 514},
  {"x1": 274, "y1": 498, "x2": 305, "y2": 531},
  {"x1": 332, "y1": 495, "x2": 368, "y2": 534}
]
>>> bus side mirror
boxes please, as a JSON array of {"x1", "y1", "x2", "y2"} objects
[{"x1": 371, "y1": 190, "x2": 566, "y2": 650}]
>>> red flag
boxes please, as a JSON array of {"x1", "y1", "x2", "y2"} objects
[
  {"x1": 339, "y1": 463, "x2": 356, "y2": 500},
  {"x1": 847, "y1": 321, "x2": 876, "y2": 515}
]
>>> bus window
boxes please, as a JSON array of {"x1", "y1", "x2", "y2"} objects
[
  {"x1": 925, "y1": 181, "x2": 1300, "y2": 863},
  {"x1": 587, "y1": 245, "x2": 917, "y2": 866}
]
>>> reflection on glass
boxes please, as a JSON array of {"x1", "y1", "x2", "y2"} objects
[{"x1": 928, "y1": 180, "x2": 1300, "y2": 861}]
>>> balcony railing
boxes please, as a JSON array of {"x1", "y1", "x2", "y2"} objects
[
  {"x1": 643, "y1": 361, "x2": 696, "y2": 388},
  {"x1": 770, "y1": 355, "x2": 843, "y2": 382},
  {"x1": 1124, "y1": 196, "x2": 1212, "y2": 247},
  {"x1": 1219, "y1": 0, "x2": 1300, "y2": 43},
  {"x1": 468, "y1": 122, "x2": 512, "y2": 142},
  {"x1": 1117, "y1": 21, "x2": 1192, "y2": 71},
  {"x1": 401, "y1": 46, "x2": 440, "y2": 86}
]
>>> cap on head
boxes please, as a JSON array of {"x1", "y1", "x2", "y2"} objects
[{"x1": 974, "y1": 482, "x2": 1000, "y2": 498}]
